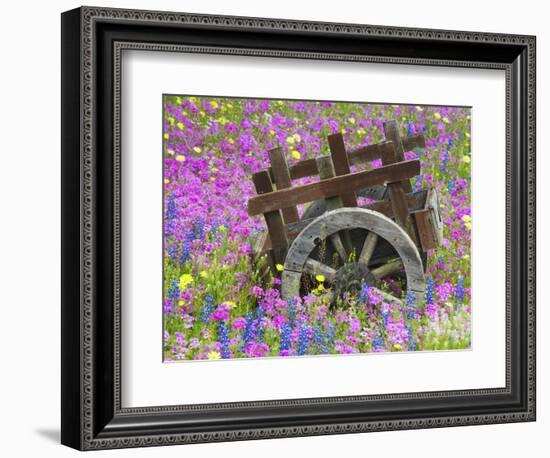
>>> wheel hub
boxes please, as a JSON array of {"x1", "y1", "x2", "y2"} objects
[{"x1": 331, "y1": 262, "x2": 376, "y2": 306}]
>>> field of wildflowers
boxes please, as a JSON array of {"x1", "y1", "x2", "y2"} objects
[{"x1": 162, "y1": 96, "x2": 471, "y2": 361}]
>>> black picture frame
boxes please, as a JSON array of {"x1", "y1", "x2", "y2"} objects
[{"x1": 61, "y1": 6, "x2": 536, "y2": 451}]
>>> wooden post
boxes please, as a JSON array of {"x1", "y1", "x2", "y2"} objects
[
  {"x1": 317, "y1": 156, "x2": 351, "y2": 261},
  {"x1": 380, "y1": 142, "x2": 410, "y2": 228},
  {"x1": 327, "y1": 133, "x2": 358, "y2": 207},
  {"x1": 268, "y1": 147, "x2": 299, "y2": 224},
  {"x1": 383, "y1": 120, "x2": 413, "y2": 193},
  {"x1": 252, "y1": 170, "x2": 288, "y2": 266}
]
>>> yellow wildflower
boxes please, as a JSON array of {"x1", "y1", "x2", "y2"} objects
[
  {"x1": 175, "y1": 155, "x2": 185, "y2": 162},
  {"x1": 163, "y1": 133, "x2": 169, "y2": 140},
  {"x1": 291, "y1": 150, "x2": 301, "y2": 160},
  {"x1": 444, "y1": 302, "x2": 454, "y2": 309},
  {"x1": 210, "y1": 101, "x2": 218, "y2": 109},
  {"x1": 465, "y1": 222, "x2": 472, "y2": 231},
  {"x1": 210, "y1": 177, "x2": 215, "y2": 182},
  {"x1": 179, "y1": 273, "x2": 193, "y2": 289},
  {"x1": 462, "y1": 214, "x2": 471, "y2": 223},
  {"x1": 207, "y1": 351, "x2": 221, "y2": 360},
  {"x1": 434, "y1": 112, "x2": 441, "y2": 120},
  {"x1": 286, "y1": 136, "x2": 295, "y2": 145},
  {"x1": 200, "y1": 270, "x2": 208, "y2": 278},
  {"x1": 311, "y1": 283, "x2": 325, "y2": 294},
  {"x1": 442, "y1": 117, "x2": 450, "y2": 124},
  {"x1": 269, "y1": 129, "x2": 275, "y2": 136},
  {"x1": 219, "y1": 225, "x2": 226, "y2": 233},
  {"x1": 393, "y1": 344, "x2": 403, "y2": 351},
  {"x1": 276, "y1": 264, "x2": 284, "y2": 272},
  {"x1": 168, "y1": 117, "x2": 175, "y2": 126},
  {"x1": 462, "y1": 155, "x2": 471, "y2": 164},
  {"x1": 199, "y1": 111, "x2": 205, "y2": 117},
  {"x1": 193, "y1": 146, "x2": 202, "y2": 153},
  {"x1": 348, "y1": 117, "x2": 356, "y2": 124},
  {"x1": 175, "y1": 97, "x2": 182, "y2": 104},
  {"x1": 341, "y1": 128, "x2": 346, "y2": 134},
  {"x1": 177, "y1": 300, "x2": 184, "y2": 307},
  {"x1": 225, "y1": 301, "x2": 236, "y2": 309},
  {"x1": 177, "y1": 122, "x2": 185, "y2": 130},
  {"x1": 315, "y1": 274, "x2": 325, "y2": 283},
  {"x1": 164, "y1": 178, "x2": 170, "y2": 185},
  {"x1": 416, "y1": 106, "x2": 424, "y2": 111},
  {"x1": 228, "y1": 138, "x2": 234, "y2": 144},
  {"x1": 462, "y1": 254, "x2": 470, "y2": 260},
  {"x1": 465, "y1": 132, "x2": 471, "y2": 138},
  {"x1": 293, "y1": 133, "x2": 301, "y2": 142}
]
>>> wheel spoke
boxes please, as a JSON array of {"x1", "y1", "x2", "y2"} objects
[
  {"x1": 371, "y1": 258, "x2": 403, "y2": 279},
  {"x1": 369, "y1": 286, "x2": 403, "y2": 306},
  {"x1": 304, "y1": 258, "x2": 337, "y2": 282},
  {"x1": 359, "y1": 231, "x2": 378, "y2": 265},
  {"x1": 329, "y1": 233, "x2": 347, "y2": 262}
]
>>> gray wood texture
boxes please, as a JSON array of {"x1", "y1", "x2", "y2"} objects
[
  {"x1": 281, "y1": 208, "x2": 426, "y2": 302},
  {"x1": 248, "y1": 159, "x2": 420, "y2": 216}
]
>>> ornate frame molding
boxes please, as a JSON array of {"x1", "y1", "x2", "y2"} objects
[{"x1": 61, "y1": 6, "x2": 536, "y2": 450}]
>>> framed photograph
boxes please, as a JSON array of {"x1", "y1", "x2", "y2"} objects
[{"x1": 61, "y1": 6, "x2": 536, "y2": 450}]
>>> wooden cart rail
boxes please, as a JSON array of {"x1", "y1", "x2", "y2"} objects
[
  {"x1": 248, "y1": 158, "x2": 420, "y2": 216},
  {"x1": 267, "y1": 133, "x2": 425, "y2": 183}
]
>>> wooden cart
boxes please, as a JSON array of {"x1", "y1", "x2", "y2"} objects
[{"x1": 247, "y1": 120, "x2": 443, "y2": 306}]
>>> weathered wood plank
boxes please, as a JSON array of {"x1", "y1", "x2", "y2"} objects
[
  {"x1": 268, "y1": 147, "x2": 299, "y2": 224},
  {"x1": 402, "y1": 133, "x2": 426, "y2": 151},
  {"x1": 277, "y1": 135, "x2": 424, "y2": 181},
  {"x1": 413, "y1": 209, "x2": 438, "y2": 251},
  {"x1": 285, "y1": 190, "x2": 428, "y2": 240},
  {"x1": 287, "y1": 158, "x2": 318, "y2": 180},
  {"x1": 380, "y1": 141, "x2": 410, "y2": 228},
  {"x1": 248, "y1": 159, "x2": 420, "y2": 216},
  {"x1": 348, "y1": 142, "x2": 387, "y2": 166},
  {"x1": 328, "y1": 133, "x2": 358, "y2": 207},
  {"x1": 426, "y1": 187, "x2": 444, "y2": 246},
  {"x1": 317, "y1": 156, "x2": 342, "y2": 211},
  {"x1": 252, "y1": 170, "x2": 288, "y2": 264},
  {"x1": 383, "y1": 120, "x2": 413, "y2": 193}
]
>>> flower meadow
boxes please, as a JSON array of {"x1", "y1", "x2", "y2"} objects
[{"x1": 162, "y1": 95, "x2": 471, "y2": 361}]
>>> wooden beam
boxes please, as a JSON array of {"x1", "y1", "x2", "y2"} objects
[
  {"x1": 327, "y1": 133, "x2": 357, "y2": 207},
  {"x1": 268, "y1": 147, "x2": 299, "y2": 224},
  {"x1": 383, "y1": 120, "x2": 413, "y2": 193},
  {"x1": 276, "y1": 134, "x2": 425, "y2": 182},
  {"x1": 380, "y1": 142, "x2": 410, "y2": 228},
  {"x1": 248, "y1": 159, "x2": 420, "y2": 216},
  {"x1": 252, "y1": 170, "x2": 288, "y2": 264},
  {"x1": 402, "y1": 133, "x2": 426, "y2": 151}
]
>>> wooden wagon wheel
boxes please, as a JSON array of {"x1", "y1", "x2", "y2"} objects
[
  {"x1": 281, "y1": 207, "x2": 426, "y2": 307},
  {"x1": 300, "y1": 184, "x2": 429, "y2": 271}
]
